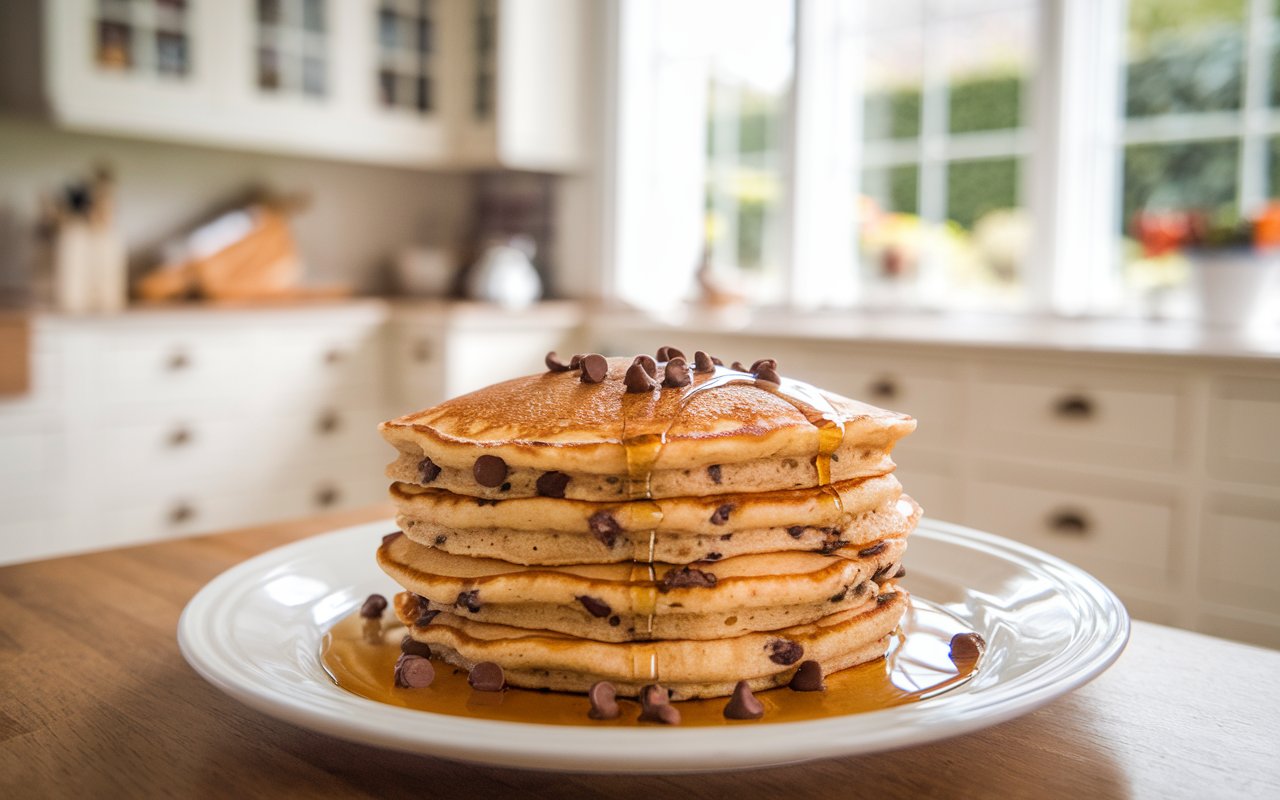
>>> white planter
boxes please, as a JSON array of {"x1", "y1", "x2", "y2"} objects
[{"x1": 1187, "y1": 250, "x2": 1280, "y2": 328}]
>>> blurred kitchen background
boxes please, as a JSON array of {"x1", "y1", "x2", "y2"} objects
[{"x1": 1, "y1": 0, "x2": 1278, "y2": 648}]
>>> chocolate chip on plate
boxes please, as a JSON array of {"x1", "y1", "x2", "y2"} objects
[
  {"x1": 417, "y1": 457, "x2": 441, "y2": 483},
  {"x1": 767, "y1": 639, "x2": 804, "y2": 665},
  {"x1": 536, "y1": 470, "x2": 571, "y2": 498},
  {"x1": 579, "y1": 353, "x2": 609, "y2": 384},
  {"x1": 359, "y1": 594, "x2": 387, "y2": 619},
  {"x1": 394, "y1": 654, "x2": 435, "y2": 688},
  {"x1": 588, "y1": 681, "x2": 621, "y2": 720},
  {"x1": 545, "y1": 351, "x2": 575, "y2": 372},
  {"x1": 625, "y1": 360, "x2": 660, "y2": 393},
  {"x1": 638, "y1": 684, "x2": 681, "y2": 725},
  {"x1": 576, "y1": 595, "x2": 612, "y2": 618},
  {"x1": 468, "y1": 661, "x2": 505, "y2": 692},
  {"x1": 693, "y1": 351, "x2": 716, "y2": 373},
  {"x1": 400, "y1": 635, "x2": 433, "y2": 659},
  {"x1": 472, "y1": 455, "x2": 508, "y2": 487},
  {"x1": 789, "y1": 660, "x2": 825, "y2": 692},
  {"x1": 949, "y1": 632, "x2": 987, "y2": 667},
  {"x1": 662, "y1": 357, "x2": 691, "y2": 388},
  {"x1": 723, "y1": 680, "x2": 764, "y2": 720}
]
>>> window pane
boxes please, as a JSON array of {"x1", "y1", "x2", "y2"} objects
[
  {"x1": 1126, "y1": 0, "x2": 1245, "y2": 117},
  {"x1": 862, "y1": 165, "x2": 919, "y2": 216},
  {"x1": 863, "y1": 33, "x2": 923, "y2": 142},
  {"x1": 1270, "y1": 136, "x2": 1280, "y2": 196},
  {"x1": 946, "y1": 157, "x2": 1019, "y2": 229},
  {"x1": 1122, "y1": 139, "x2": 1239, "y2": 223},
  {"x1": 945, "y1": 11, "x2": 1032, "y2": 134}
]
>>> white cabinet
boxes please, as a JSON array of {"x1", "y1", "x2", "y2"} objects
[{"x1": 37, "y1": 0, "x2": 589, "y2": 169}]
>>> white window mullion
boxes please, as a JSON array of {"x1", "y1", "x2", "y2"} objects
[{"x1": 1240, "y1": 0, "x2": 1273, "y2": 212}]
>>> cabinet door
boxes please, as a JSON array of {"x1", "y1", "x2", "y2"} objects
[{"x1": 46, "y1": 0, "x2": 219, "y2": 136}]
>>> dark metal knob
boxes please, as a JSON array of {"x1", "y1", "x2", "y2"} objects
[
  {"x1": 169, "y1": 502, "x2": 195, "y2": 525},
  {"x1": 412, "y1": 339, "x2": 432, "y2": 363},
  {"x1": 324, "y1": 348, "x2": 345, "y2": 365},
  {"x1": 1047, "y1": 509, "x2": 1090, "y2": 536},
  {"x1": 167, "y1": 426, "x2": 193, "y2": 447},
  {"x1": 869, "y1": 377, "x2": 898, "y2": 401},
  {"x1": 315, "y1": 485, "x2": 340, "y2": 508},
  {"x1": 166, "y1": 351, "x2": 190, "y2": 371},
  {"x1": 1054, "y1": 394, "x2": 1094, "y2": 419},
  {"x1": 317, "y1": 410, "x2": 340, "y2": 435}
]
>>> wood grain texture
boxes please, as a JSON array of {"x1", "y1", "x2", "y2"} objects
[{"x1": 1, "y1": 506, "x2": 1278, "y2": 799}]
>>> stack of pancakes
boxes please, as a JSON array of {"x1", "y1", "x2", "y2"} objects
[{"x1": 377, "y1": 352, "x2": 919, "y2": 700}]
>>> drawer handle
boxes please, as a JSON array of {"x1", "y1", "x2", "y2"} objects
[
  {"x1": 1054, "y1": 394, "x2": 1095, "y2": 420},
  {"x1": 412, "y1": 339, "x2": 432, "y2": 363},
  {"x1": 317, "y1": 410, "x2": 341, "y2": 435},
  {"x1": 169, "y1": 502, "x2": 195, "y2": 525},
  {"x1": 1047, "y1": 509, "x2": 1090, "y2": 536},
  {"x1": 324, "y1": 348, "x2": 346, "y2": 365},
  {"x1": 167, "y1": 426, "x2": 193, "y2": 447},
  {"x1": 868, "y1": 377, "x2": 898, "y2": 401},
  {"x1": 315, "y1": 485, "x2": 340, "y2": 508},
  {"x1": 166, "y1": 351, "x2": 191, "y2": 372}
]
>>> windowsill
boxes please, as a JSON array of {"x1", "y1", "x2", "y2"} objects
[{"x1": 593, "y1": 302, "x2": 1280, "y2": 362}]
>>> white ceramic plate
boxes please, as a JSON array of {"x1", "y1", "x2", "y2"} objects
[{"x1": 178, "y1": 519, "x2": 1129, "y2": 773}]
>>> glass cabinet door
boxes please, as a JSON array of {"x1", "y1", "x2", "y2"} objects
[
  {"x1": 253, "y1": 0, "x2": 330, "y2": 99},
  {"x1": 93, "y1": 0, "x2": 193, "y2": 79},
  {"x1": 374, "y1": 0, "x2": 436, "y2": 115},
  {"x1": 473, "y1": 0, "x2": 495, "y2": 120}
]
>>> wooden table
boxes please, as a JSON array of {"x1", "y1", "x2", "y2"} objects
[{"x1": 2, "y1": 507, "x2": 1278, "y2": 799}]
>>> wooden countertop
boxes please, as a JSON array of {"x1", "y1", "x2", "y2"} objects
[{"x1": 2, "y1": 507, "x2": 1277, "y2": 798}]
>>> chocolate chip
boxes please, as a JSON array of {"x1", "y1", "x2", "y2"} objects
[
  {"x1": 468, "y1": 661, "x2": 505, "y2": 692},
  {"x1": 693, "y1": 350, "x2": 716, "y2": 373},
  {"x1": 876, "y1": 591, "x2": 898, "y2": 605},
  {"x1": 895, "y1": 566, "x2": 907, "y2": 578},
  {"x1": 754, "y1": 365, "x2": 782, "y2": 386},
  {"x1": 433, "y1": 534, "x2": 447, "y2": 545},
  {"x1": 750, "y1": 358, "x2": 778, "y2": 373},
  {"x1": 417, "y1": 457, "x2": 441, "y2": 483},
  {"x1": 576, "y1": 595, "x2": 612, "y2": 618},
  {"x1": 657, "y1": 566, "x2": 717, "y2": 592},
  {"x1": 723, "y1": 680, "x2": 764, "y2": 720},
  {"x1": 476, "y1": 498, "x2": 499, "y2": 506},
  {"x1": 703, "y1": 552, "x2": 722, "y2": 561},
  {"x1": 663, "y1": 357, "x2": 691, "y2": 388},
  {"x1": 633, "y1": 354, "x2": 658, "y2": 378},
  {"x1": 394, "y1": 653, "x2": 435, "y2": 688},
  {"x1": 950, "y1": 632, "x2": 987, "y2": 667},
  {"x1": 359, "y1": 594, "x2": 387, "y2": 619},
  {"x1": 731, "y1": 361, "x2": 748, "y2": 371},
  {"x1": 588, "y1": 510, "x2": 623, "y2": 548},
  {"x1": 655, "y1": 346, "x2": 671, "y2": 361},
  {"x1": 579, "y1": 353, "x2": 608, "y2": 384},
  {"x1": 400, "y1": 636, "x2": 433, "y2": 658},
  {"x1": 455, "y1": 590, "x2": 481, "y2": 613},
  {"x1": 707, "y1": 464, "x2": 722, "y2": 484},
  {"x1": 381, "y1": 531, "x2": 401, "y2": 544},
  {"x1": 853, "y1": 581, "x2": 867, "y2": 596},
  {"x1": 588, "y1": 681, "x2": 620, "y2": 720},
  {"x1": 536, "y1": 471, "x2": 571, "y2": 498},
  {"x1": 859, "y1": 542, "x2": 887, "y2": 558},
  {"x1": 789, "y1": 660, "x2": 825, "y2": 692},
  {"x1": 473, "y1": 455, "x2": 508, "y2": 487},
  {"x1": 414, "y1": 609, "x2": 439, "y2": 627},
  {"x1": 711, "y1": 356, "x2": 724, "y2": 366},
  {"x1": 569, "y1": 354, "x2": 585, "y2": 369},
  {"x1": 719, "y1": 533, "x2": 733, "y2": 540},
  {"x1": 638, "y1": 684, "x2": 680, "y2": 724},
  {"x1": 608, "y1": 615, "x2": 621, "y2": 626},
  {"x1": 787, "y1": 526, "x2": 805, "y2": 539},
  {"x1": 767, "y1": 639, "x2": 804, "y2": 665},
  {"x1": 709, "y1": 503, "x2": 734, "y2": 525},
  {"x1": 500, "y1": 482, "x2": 511, "y2": 492},
  {"x1": 829, "y1": 587, "x2": 847, "y2": 603},
  {"x1": 873, "y1": 563, "x2": 897, "y2": 582},
  {"x1": 625, "y1": 360, "x2": 660, "y2": 393},
  {"x1": 655, "y1": 346, "x2": 685, "y2": 362},
  {"x1": 545, "y1": 351, "x2": 574, "y2": 372}
]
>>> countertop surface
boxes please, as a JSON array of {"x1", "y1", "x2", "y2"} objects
[{"x1": 1, "y1": 507, "x2": 1277, "y2": 799}]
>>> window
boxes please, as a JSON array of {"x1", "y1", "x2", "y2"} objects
[{"x1": 608, "y1": 0, "x2": 1280, "y2": 318}]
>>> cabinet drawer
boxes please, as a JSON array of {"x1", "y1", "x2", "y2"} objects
[
  {"x1": 92, "y1": 334, "x2": 250, "y2": 411},
  {"x1": 1201, "y1": 494, "x2": 1280, "y2": 616},
  {"x1": 254, "y1": 327, "x2": 385, "y2": 410},
  {"x1": 970, "y1": 362, "x2": 1185, "y2": 470},
  {"x1": 966, "y1": 463, "x2": 1182, "y2": 594},
  {"x1": 84, "y1": 413, "x2": 256, "y2": 494},
  {"x1": 1208, "y1": 376, "x2": 1280, "y2": 486}
]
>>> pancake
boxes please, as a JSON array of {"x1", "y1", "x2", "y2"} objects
[
  {"x1": 393, "y1": 475, "x2": 918, "y2": 565},
  {"x1": 378, "y1": 530, "x2": 907, "y2": 642},
  {"x1": 393, "y1": 587, "x2": 909, "y2": 700},
  {"x1": 380, "y1": 357, "x2": 916, "y2": 501}
]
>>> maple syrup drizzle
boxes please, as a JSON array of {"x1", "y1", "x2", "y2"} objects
[{"x1": 320, "y1": 597, "x2": 981, "y2": 727}]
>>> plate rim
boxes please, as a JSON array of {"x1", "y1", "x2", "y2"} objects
[{"x1": 178, "y1": 518, "x2": 1130, "y2": 773}]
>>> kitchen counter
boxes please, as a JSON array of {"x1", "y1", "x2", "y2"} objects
[{"x1": 0, "y1": 508, "x2": 1276, "y2": 798}]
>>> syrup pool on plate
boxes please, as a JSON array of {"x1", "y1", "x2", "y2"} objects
[{"x1": 320, "y1": 597, "x2": 981, "y2": 727}]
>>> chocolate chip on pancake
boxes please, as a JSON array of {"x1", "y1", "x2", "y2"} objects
[
  {"x1": 663, "y1": 357, "x2": 691, "y2": 388},
  {"x1": 767, "y1": 639, "x2": 804, "y2": 665},
  {"x1": 473, "y1": 455, "x2": 508, "y2": 487},
  {"x1": 576, "y1": 595, "x2": 612, "y2": 618},
  {"x1": 455, "y1": 589, "x2": 482, "y2": 613},
  {"x1": 588, "y1": 681, "x2": 620, "y2": 720},
  {"x1": 859, "y1": 542, "x2": 887, "y2": 558},
  {"x1": 787, "y1": 526, "x2": 805, "y2": 539},
  {"x1": 359, "y1": 594, "x2": 387, "y2": 618},
  {"x1": 417, "y1": 457, "x2": 441, "y2": 483},
  {"x1": 468, "y1": 661, "x2": 505, "y2": 692},
  {"x1": 750, "y1": 358, "x2": 778, "y2": 374},
  {"x1": 625, "y1": 359, "x2": 660, "y2": 393},
  {"x1": 895, "y1": 566, "x2": 907, "y2": 578},
  {"x1": 707, "y1": 464, "x2": 722, "y2": 484},
  {"x1": 693, "y1": 350, "x2": 716, "y2": 373},
  {"x1": 394, "y1": 654, "x2": 435, "y2": 688},
  {"x1": 400, "y1": 635, "x2": 433, "y2": 658},
  {"x1": 731, "y1": 361, "x2": 748, "y2": 371},
  {"x1": 876, "y1": 591, "x2": 898, "y2": 605},
  {"x1": 789, "y1": 660, "x2": 825, "y2": 692},
  {"x1": 657, "y1": 566, "x2": 717, "y2": 592},
  {"x1": 545, "y1": 351, "x2": 575, "y2": 372},
  {"x1": 873, "y1": 563, "x2": 898, "y2": 582},
  {"x1": 754, "y1": 365, "x2": 782, "y2": 387},
  {"x1": 414, "y1": 609, "x2": 439, "y2": 627},
  {"x1": 536, "y1": 470, "x2": 571, "y2": 498},
  {"x1": 709, "y1": 503, "x2": 735, "y2": 525},
  {"x1": 633, "y1": 354, "x2": 658, "y2": 378},
  {"x1": 579, "y1": 353, "x2": 608, "y2": 384},
  {"x1": 655, "y1": 346, "x2": 685, "y2": 362},
  {"x1": 711, "y1": 355, "x2": 724, "y2": 365},
  {"x1": 588, "y1": 510, "x2": 623, "y2": 547},
  {"x1": 723, "y1": 680, "x2": 764, "y2": 719},
  {"x1": 381, "y1": 531, "x2": 402, "y2": 544}
]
